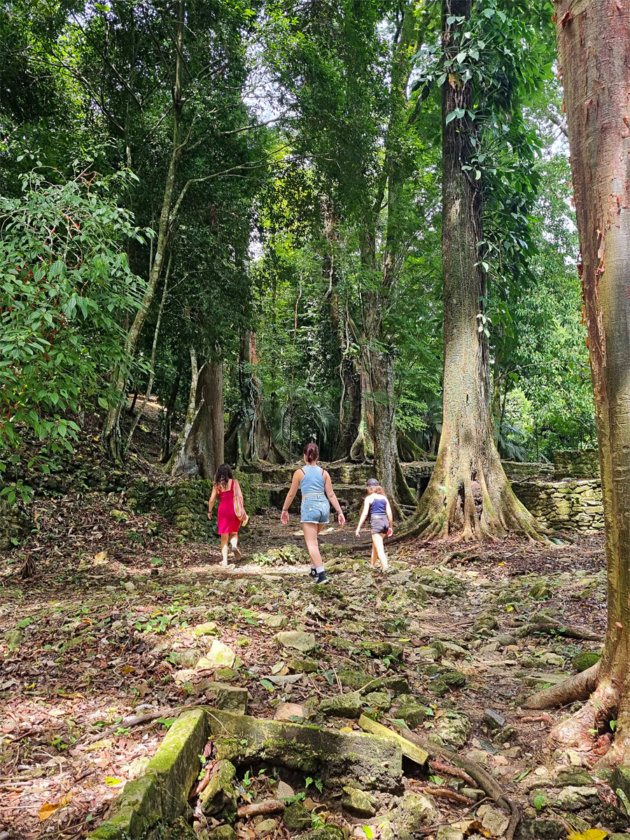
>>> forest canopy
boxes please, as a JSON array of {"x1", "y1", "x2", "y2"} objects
[{"x1": 0, "y1": 0, "x2": 593, "y2": 502}]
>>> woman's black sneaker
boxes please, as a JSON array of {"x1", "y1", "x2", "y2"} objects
[
  {"x1": 314, "y1": 571, "x2": 329, "y2": 585},
  {"x1": 309, "y1": 567, "x2": 317, "y2": 578}
]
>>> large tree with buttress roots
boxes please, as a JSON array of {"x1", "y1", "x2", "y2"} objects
[
  {"x1": 525, "y1": 0, "x2": 630, "y2": 765},
  {"x1": 414, "y1": 0, "x2": 541, "y2": 540}
]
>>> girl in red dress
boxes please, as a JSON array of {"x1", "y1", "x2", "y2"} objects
[{"x1": 207, "y1": 463, "x2": 246, "y2": 566}]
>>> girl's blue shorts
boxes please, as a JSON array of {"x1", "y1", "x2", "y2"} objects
[{"x1": 301, "y1": 494, "x2": 330, "y2": 524}]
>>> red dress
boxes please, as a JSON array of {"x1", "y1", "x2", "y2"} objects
[{"x1": 217, "y1": 483, "x2": 241, "y2": 534}]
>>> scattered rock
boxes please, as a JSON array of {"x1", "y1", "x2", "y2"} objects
[
  {"x1": 529, "y1": 580, "x2": 552, "y2": 599},
  {"x1": 123, "y1": 581, "x2": 136, "y2": 593},
  {"x1": 571, "y1": 650, "x2": 601, "y2": 672},
  {"x1": 364, "y1": 691, "x2": 391, "y2": 710},
  {"x1": 554, "y1": 767, "x2": 594, "y2": 787},
  {"x1": 283, "y1": 801, "x2": 311, "y2": 831},
  {"x1": 209, "y1": 827, "x2": 236, "y2": 840},
  {"x1": 483, "y1": 709, "x2": 506, "y2": 731},
  {"x1": 518, "y1": 817, "x2": 565, "y2": 839},
  {"x1": 478, "y1": 804, "x2": 509, "y2": 837},
  {"x1": 274, "y1": 703, "x2": 307, "y2": 722},
  {"x1": 275, "y1": 630, "x2": 317, "y2": 653},
  {"x1": 394, "y1": 792, "x2": 439, "y2": 834},
  {"x1": 427, "y1": 667, "x2": 467, "y2": 696},
  {"x1": 276, "y1": 781, "x2": 295, "y2": 799},
  {"x1": 110, "y1": 509, "x2": 128, "y2": 522},
  {"x1": 214, "y1": 667, "x2": 239, "y2": 681},
  {"x1": 433, "y1": 712, "x2": 471, "y2": 748},
  {"x1": 436, "y1": 828, "x2": 464, "y2": 840},
  {"x1": 495, "y1": 633, "x2": 517, "y2": 646},
  {"x1": 262, "y1": 614, "x2": 287, "y2": 629},
  {"x1": 540, "y1": 652, "x2": 564, "y2": 667},
  {"x1": 255, "y1": 818, "x2": 277, "y2": 837},
  {"x1": 288, "y1": 657, "x2": 319, "y2": 673},
  {"x1": 200, "y1": 760, "x2": 237, "y2": 815},
  {"x1": 206, "y1": 640, "x2": 237, "y2": 668},
  {"x1": 320, "y1": 692, "x2": 362, "y2": 718},
  {"x1": 473, "y1": 614, "x2": 498, "y2": 634},
  {"x1": 342, "y1": 786, "x2": 377, "y2": 817},
  {"x1": 205, "y1": 682, "x2": 248, "y2": 715},
  {"x1": 193, "y1": 622, "x2": 217, "y2": 636},
  {"x1": 554, "y1": 785, "x2": 599, "y2": 810}
]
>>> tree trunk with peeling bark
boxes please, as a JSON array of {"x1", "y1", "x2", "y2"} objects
[
  {"x1": 526, "y1": 0, "x2": 630, "y2": 765},
  {"x1": 415, "y1": 0, "x2": 540, "y2": 540},
  {"x1": 168, "y1": 358, "x2": 225, "y2": 479}
]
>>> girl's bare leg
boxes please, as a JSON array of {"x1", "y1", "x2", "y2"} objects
[
  {"x1": 373, "y1": 533, "x2": 388, "y2": 570},
  {"x1": 370, "y1": 540, "x2": 378, "y2": 567},
  {"x1": 220, "y1": 534, "x2": 229, "y2": 566},
  {"x1": 302, "y1": 522, "x2": 324, "y2": 570},
  {"x1": 230, "y1": 532, "x2": 242, "y2": 559}
]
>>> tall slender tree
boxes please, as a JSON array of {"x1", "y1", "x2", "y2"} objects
[{"x1": 526, "y1": 0, "x2": 630, "y2": 766}]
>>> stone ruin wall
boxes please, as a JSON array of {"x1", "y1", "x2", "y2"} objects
[{"x1": 510, "y1": 450, "x2": 602, "y2": 534}]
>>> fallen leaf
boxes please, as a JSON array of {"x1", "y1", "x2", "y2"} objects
[
  {"x1": 38, "y1": 793, "x2": 72, "y2": 821},
  {"x1": 567, "y1": 830, "x2": 608, "y2": 840},
  {"x1": 105, "y1": 777, "x2": 123, "y2": 786}
]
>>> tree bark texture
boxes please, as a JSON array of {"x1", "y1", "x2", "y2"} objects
[
  {"x1": 169, "y1": 358, "x2": 225, "y2": 479},
  {"x1": 532, "y1": 0, "x2": 630, "y2": 764},
  {"x1": 415, "y1": 0, "x2": 540, "y2": 540}
]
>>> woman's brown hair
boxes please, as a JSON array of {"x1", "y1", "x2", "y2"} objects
[
  {"x1": 214, "y1": 463, "x2": 233, "y2": 488},
  {"x1": 303, "y1": 442, "x2": 319, "y2": 463}
]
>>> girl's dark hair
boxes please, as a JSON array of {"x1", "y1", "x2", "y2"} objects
[
  {"x1": 303, "y1": 442, "x2": 319, "y2": 463},
  {"x1": 214, "y1": 463, "x2": 233, "y2": 488}
]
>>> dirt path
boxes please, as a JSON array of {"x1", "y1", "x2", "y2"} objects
[{"x1": 1, "y1": 494, "x2": 626, "y2": 839}]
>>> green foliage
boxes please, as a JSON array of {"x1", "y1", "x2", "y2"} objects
[{"x1": 0, "y1": 170, "x2": 148, "y2": 469}]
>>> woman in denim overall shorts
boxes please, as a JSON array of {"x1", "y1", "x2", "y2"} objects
[{"x1": 280, "y1": 442, "x2": 345, "y2": 584}]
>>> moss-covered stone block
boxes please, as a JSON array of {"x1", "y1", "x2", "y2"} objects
[
  {"x1": 199, "y1": 759, "x2": 237, "y2": 816},
  {"x1": 612, "y1": 764, "x2": 630, "y2": 801},
  {"x1": 572, "y1": 650, "x2": 601, "y2": 672},
  {"x1": 206, "y1": 709, "x2": 402, "y2": 791}
]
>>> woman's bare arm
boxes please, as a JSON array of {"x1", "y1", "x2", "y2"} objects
[
  {"x1": 324, "y1": 471, "x2": 346, "y2": 525},
  {"x1": 207, "y1": 486, "x2": 217, "y2": 519},
  {"x1": 280, "y1": 470, "x2": 302, "y2": 523}
]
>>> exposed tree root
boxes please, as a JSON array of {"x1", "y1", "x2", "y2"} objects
[
  {"x1": 387, "y1": 721, "x2": 520, "y2": 840},
  {"x1": 516, "y1": 614, "x2": 601, "y2": 642},
  {"x1": 524, "y1": 663, "x2": 600, "y2": 710}
]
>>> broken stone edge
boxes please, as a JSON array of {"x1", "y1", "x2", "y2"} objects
[
  {"x1": 87, "y1": 707, "x2": 405, "y2": 839},
  {"x1": 86, "y1": 708, "x2": 207, "y2": 840}
]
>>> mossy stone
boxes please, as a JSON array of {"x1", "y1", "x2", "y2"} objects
[
  {"x1": 209, "y1": 827, "x2": 236, "y2": 840},
  {"x1": 571, "y1": 650, "x2": 601, "y2": 672},
  {"x1": 283, "y1": 801, "x2": 311, "y2": 831},
  {"x1": 288, "y1": 657, "x2": 319, "y2": 673},
  {"x1": 199, "y1": 760, "x2": 237, "y2": 816},
  {"x1": 302, "y1": 828, "x2": 344, "y2": 840},
  {"x1": 342, "y1": 786, "x2": 377, "y2": 817},
  {"x1": 320, "y1": 692, "x2": 362, "y2": 718},
  {"x1": 364, "y1": 691, "x2": 391, "y2": 711}
]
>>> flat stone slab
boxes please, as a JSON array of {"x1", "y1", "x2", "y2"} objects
[
  {"x1": 275, "y1": 630, "x2": 317, "y2": 653},
  {"x1": 357, "y1": 714, "x2": 428, "y2": 767},
  {"x1": 206, "y1": 709, "x2": 402, "y2": 791}
]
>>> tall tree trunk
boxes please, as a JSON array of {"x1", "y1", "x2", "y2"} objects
[
  {"x1": 415, "y1": 0, "x2": 539, "y2": 540},
  {"x1": 358, "y1": 3, "x2": 419, "y2": 505},
  {"x1": 160, "y1": 367, "x2": 181, "y2": 463},
  {"x1": 166, "y1": 346, "x2": 201, "y2": 474},
  {"x1": 125, "y1": 254, "x2": 171, "y2": 451},
  {"x1": 225, "y1": 331, "x2": 282, "y2": 464},
  {"x1": 322, "y1": 205, "x2": 362, "y2": 460},
  {"x1": 102, "y1": 0, "x2": 185, "y2": 460},
  {"x1": 168, "y1": 358, "x2": 225, "y2": 479},
  {"x1": 526, "y1": 0, "x2": 630, "y2": 766}
]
